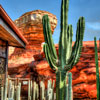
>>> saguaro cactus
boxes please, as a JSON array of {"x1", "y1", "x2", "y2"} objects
[
  {"x1": 42, "y1": 0, "x2": 85, "y2": 99},
  {"x1": 1, "y1": 78, "x2": 21, "y2": 100},
  {"x1": 94, "y1": 37, "x2": 100, "y2": 100}
]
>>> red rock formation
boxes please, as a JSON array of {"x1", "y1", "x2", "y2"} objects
[
  {"x1": 31, "y1": 42, "x2": 100, "y2": 99},
  {"x1": 8, "y1": 10, "x2": 100, "y2": 99},
  {"x1": 8, "y1": 10, "x2": 57, "y2": 97},
  {"x1": 9, "y1": 40, "x2": 100, "y2": 99},
  {"x1": 8, "y1": 10, "x2": 57, "y2": 67}
]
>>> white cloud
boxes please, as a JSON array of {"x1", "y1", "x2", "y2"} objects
[{"x1": 86, "y1": 22, "x2": 100, "y2": 30}]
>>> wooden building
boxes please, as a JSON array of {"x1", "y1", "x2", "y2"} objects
[{"x1": 0, "y1": 5, "x2": 28, "y2": 95}]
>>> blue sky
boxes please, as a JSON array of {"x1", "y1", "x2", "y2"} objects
[{"x1": 1, "y1": 0, "x2": 100, "y2": 43}]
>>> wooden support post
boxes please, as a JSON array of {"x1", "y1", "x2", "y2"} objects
[{"x1": 5, "y1": 41, "x2": 9, "y2": 80}]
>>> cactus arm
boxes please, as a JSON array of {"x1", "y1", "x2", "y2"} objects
[
  {"x1": 65, "y1": 17, "x2": 85, "y2": 71},
  {"x1": 94, "y1": 37, "x2": 100, "y2": 100},
  {"x1": 4, "y1": 78, "x2": 8, "y2": 100},
  {"x1": 66, "y1": 25, "x2": 73, "y2": 62},
  {"x1": 68, "y1": 72, "x2": 72, "y2": 100},
  {"x1": 1, "y1": 87, "x2": 4, "y2": 100},
  {"x1": 43, "y1": 44, "x2": 58, "y2": 71},
  {"x1": 59, "y1": 0, "x2": 69, "y2": 67},
  {"x1": 42, "y1": 15, "x2": 57, "y2": 59},
  {"x1": 71, "y1": 17, "x2": 85, "y2": 66},
  {"x1": 73, "y1": 17, "x2": 85, "y2": 65}
]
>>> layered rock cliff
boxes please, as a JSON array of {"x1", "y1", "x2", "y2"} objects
[
  {"x1": 8, "y1": 10, "x2": 100, "y2": 99},
  {"x1": 9, "y1": 10, "x2": 57, "y2": 67},
  {"x1": 32, "y1": 42, "x2": 100, "y2": 99}
]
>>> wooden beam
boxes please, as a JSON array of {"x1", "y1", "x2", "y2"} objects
[{"x1": 0, "y1": 18, "x2": 26, "y2": 48}]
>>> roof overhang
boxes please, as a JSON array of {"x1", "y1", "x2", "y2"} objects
[{"x1": 0, "y1": 5, "x2": 28, "y2": 48}]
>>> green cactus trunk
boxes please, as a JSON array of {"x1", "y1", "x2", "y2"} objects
[
  {"x1": 56, "y1": 71, "x2": 67, "y2": 100},
  {"x1": 94, "y1": 37, "x2": 100, "y2": 100},
  {"x1": 42, "y1": 0, "x2": 85, "y2": 99}
]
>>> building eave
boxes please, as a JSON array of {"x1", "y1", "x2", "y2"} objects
[{"x1": 0, "y1": 5, "x2": 28, "y2": 48}]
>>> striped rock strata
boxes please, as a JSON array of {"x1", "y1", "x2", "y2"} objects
[{"x1": 8, "y1": 10, "x2": 100, "y2": 99}]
